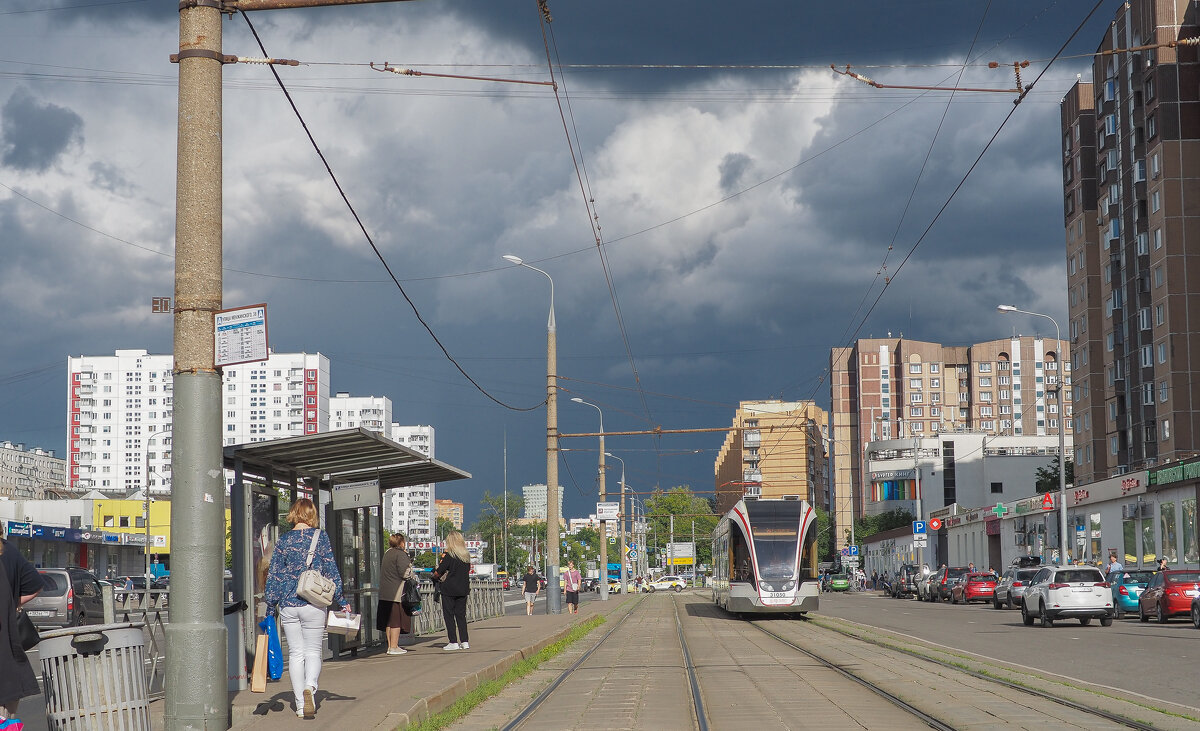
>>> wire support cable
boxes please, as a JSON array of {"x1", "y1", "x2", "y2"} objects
[{"x1": 238, "y1": 10, "x2": 543, "y2": 412}]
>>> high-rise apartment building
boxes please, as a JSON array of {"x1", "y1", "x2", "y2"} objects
[
  {"x1": 830, "y1": 337, "x2": 1072, "y2": 548},
  {"x1": 713, "y1": 400, "x2": 829, "y2": 516},
  {"x1": 329, "y1": 393, "x2": 392, "y2": 436},
  {"x1": 385, "y1": 424, "x2": 436, "y2": 539},
  {"x1": 435, "y1": 498, "x2": 464, "y2": 529},
  {"x1": 0, "y1": 441, "x2": 65, "y2": 499},
  {"x1": 1060, "y1": 0, "x2": 1200, "y2": 486},
  {"x1": 521, "y1": 483, "x2": 563, "y2": 522},
  {"x1": 66, "y1": 349, "x2": 329, "y2": 495}
]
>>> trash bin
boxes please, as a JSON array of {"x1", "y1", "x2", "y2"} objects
[
  {"x1": 225, "y1": 600, "x2": 248, "y2": 692},
  {"x1": 38, "y1": 622, "x2": 151, "y2": 731}
]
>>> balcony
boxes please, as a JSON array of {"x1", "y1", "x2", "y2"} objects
[
  {"x1": 288, "y1": 396, "x2": 303, "y2": 406},
  {"x1": 742, "y1": 430, "x2": 761, "y2": 448},
  {"x1": 76, "y1": 383, "x2": 95, "y2": 396},
  {"x1": 742, "y1": 470, "x2": 762, "y2": 483}
]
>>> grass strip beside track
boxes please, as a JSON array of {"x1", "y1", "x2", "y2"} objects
[
  {"x1": 808, "y1": 614, "x2": 1200, "y2": 726},
  {"x1": 404, "y1": 615, "x2": 606, "y2": 731}
]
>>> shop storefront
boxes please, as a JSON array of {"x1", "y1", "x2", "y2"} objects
[{"x1": 3, "y1": 520, "x2": 150, "y2": 576}]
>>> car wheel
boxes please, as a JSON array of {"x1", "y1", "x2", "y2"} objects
[
  {"x1": 647, "y1": 586, "x2": 655, "y2": 593},
  {"x1": 1007, "y1": 595, "x2": 1015, "y2": 610},
  {"x1": 673, "y1": 585, "x2": 682, "y2": 593},
  {"x1": 1079, "y1": 617, "x2": 1091, "y2": 626},
  {"x1": 1021, "y1": 601, "x2": 1034, "y2": 626},
  {"x1": 1115, "y1": 607, "x2": 1124, "y2": 620},
  {"x1": 1139, "y1": 604, "x2": 1149, "y2": 623},
  {"x1": 1100, "y1": 615, "x2": 1113, "y2": 627},
  {"x1": 993, "y1": 597, "x2": 1002, "y2": 610},
  {"x1": 1157, "y1": 603, "x2": 1168, "y2": 624},
  {"x1": 1039, "y1": 603, "x2": 1053, "y2": 628},
  {"x1": 1191, "y1": 605, "x2": 1200, "y2": 629}
]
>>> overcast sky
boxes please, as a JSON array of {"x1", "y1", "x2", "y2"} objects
[{"x1": 0, "y1": 0, "x2": 1124, "y2": 525}]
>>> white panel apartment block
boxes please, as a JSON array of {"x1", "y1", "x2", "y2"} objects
[
  {"x1": 66, "y1": 349, "x2": 330, "y2": 495},
  {"x1": 384, "y1": 424, "x2": 436, "y2": 540},
  {"x1": 330, "y1": 393, "x2": 393, "y2": 438}
]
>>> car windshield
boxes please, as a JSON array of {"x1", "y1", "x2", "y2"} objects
[
  {"x1": 39, "y1": 572, "x2": 68, "y2": 597},
  {"x1": 1166, "y1": 571, "x2": 1200, "y2": 583},
  {"x1": 1056, "y1": 569, "x2": 1104, "y2": 583},
  {"x1": 1121, "y1": 571, "x2": 1154, "y2": 585},
  {"x1": 744, "y1": 500, "x2": 807, "y2": 580}
]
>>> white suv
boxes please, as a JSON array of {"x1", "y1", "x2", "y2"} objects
[
  {"x1": 644, "y1": 575, "x2": 687, "y2": 592},
  {"x1": 1021, "y1": 566, "x2": 1114, "y2": 628}
]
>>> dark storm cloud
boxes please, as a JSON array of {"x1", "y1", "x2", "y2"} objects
[
  {"x1": 1, "y1": 88, "x2": 83, "y2": 172},
  {"x1": 718, "y1": 152, "x2": 751, "y2": 193}
]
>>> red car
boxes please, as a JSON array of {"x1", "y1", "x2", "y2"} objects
[
  {"x1": 1138, "y1": 570, "x2": 1200, "y2": 623},
  {"x1": 951, "y1": 572, "x2": 998, "y2": 604}
]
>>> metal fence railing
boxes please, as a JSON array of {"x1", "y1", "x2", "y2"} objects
[{"x1": 410, "y1": 580, "x2": 506, "y2": 636}]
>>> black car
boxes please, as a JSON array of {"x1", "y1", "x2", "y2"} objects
[{"x1": 582, "y1": 577, "x2": 599, "y2": 592}]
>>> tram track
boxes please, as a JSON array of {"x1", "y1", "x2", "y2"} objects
[
  {"x1": 745, "y1": 620, "x2": 955, "y2": 731},
  {"x1": 795, "y1": 615, "x2": 1163, "y2": 731}
]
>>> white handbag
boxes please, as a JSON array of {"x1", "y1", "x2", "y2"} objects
[
  {"x1": 325, "y1": 610, "x2": 361, "y2": 636},
  {"x1": 295, "y1": 530, "x2": 336, "y2": 609}
]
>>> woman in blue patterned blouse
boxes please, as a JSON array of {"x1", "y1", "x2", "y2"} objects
[{"x1": 264, "y1": 498, "x2": 350, "y2": 719}]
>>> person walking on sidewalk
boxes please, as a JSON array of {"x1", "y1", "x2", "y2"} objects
[
  {"x1": 265, "y1": 498, "x2": 351, "y2": 720},
  {"x1": 521, "y1": 566, "x2": 539, "y2": 615},
  {"x1": 433, "y1": 531, "x2": 471, "y2": 651},
  {"x1": 377, "y1": 533, "x2": 413, "y2": 655},
  {"x1": 563, "y1": 560, "x2": 582, "y2": 613},
  {"x1": 1, "y1": 538, "x2": 45, "y2": 724}
]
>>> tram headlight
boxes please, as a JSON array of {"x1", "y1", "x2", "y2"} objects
[{"x1": 781, "y1": 580, "x2": 796, "y2": 592}]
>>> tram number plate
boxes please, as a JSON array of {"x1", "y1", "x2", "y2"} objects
[{"x1": 767, "y1": 592, "x2": 787, "y2": 599}]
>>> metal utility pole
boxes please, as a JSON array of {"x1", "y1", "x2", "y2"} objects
[
  {"x1": 669, "y1": 514, "x2": 674, "y2": 575},
  {"x1": 503, "y1": 431, "x2": 508, "y2": 574},
  {"x1": 572, "y1": 398, "x2": 606, "y2": 600}
]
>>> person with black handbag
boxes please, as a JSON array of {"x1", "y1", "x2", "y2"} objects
[
  {"x1": 1, "y1": 537, "x2": 45, "y2": 722},
  {"x1": 264, "y1": 499, "x2": 350, "y2": 720},
  {"x1": 377, "y1": 533, "x2": 413, "y2": 655},
  {"x1": 431, "y1": 531, "x2": 471, "y2": 651}
]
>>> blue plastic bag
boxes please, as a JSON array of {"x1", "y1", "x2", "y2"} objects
[{"x1": 259, "y1": 617, "x2": 283, "y2": 681}]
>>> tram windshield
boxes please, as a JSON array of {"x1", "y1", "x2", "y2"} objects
[{"x1": 744, "y1": 500, "x2": 807, "y2": 580}]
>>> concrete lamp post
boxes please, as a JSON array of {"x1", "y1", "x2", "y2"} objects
[
  {"x1": 503, "y1": 254, "x2": 562, "y2": 614},
  {"x1": 570, "y1": 397, "x2": 608, "y2": 601},
  {"x1": 997, "y1": 304, "x2": 1068, "y2": 564}
]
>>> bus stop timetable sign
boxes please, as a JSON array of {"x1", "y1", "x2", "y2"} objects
[{"x1": 215, "y1": 303, "x2": 268, "y2": 367}]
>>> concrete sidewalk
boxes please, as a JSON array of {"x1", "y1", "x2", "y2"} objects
[{"x1": 211, "y1": 597, "x2": 629, "y2": 730}]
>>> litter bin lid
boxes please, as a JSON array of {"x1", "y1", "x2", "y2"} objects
[{"x1": 39, "y1": 622, "x2": 146, "y2": 641}]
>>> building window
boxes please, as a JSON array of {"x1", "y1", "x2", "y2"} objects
[
  {"x1": 930, "y1": 378, "x2": 940, "y2": 388},
  {"x1": 1140, "y1": 346, "x2": 1153, "y2": 368},
  {"x1": 910, "y1": 393, "x2": 923, "y2": 404},
  {"x1": 909, "y1": 363, "x2": 922, "y2": 374},
  {"x1": 1155, "y1": 304, "x2": 1165, "y2": 326},
  {"x1": 1158, "y1": 342, "x2": 1167, "y2": 363},
  {"x1": 930, "y1": 364, "x2": 940, "y2": 374},
  {"x1": 1147, "y1": 114, "x2": 1157, "y2": 139},
  {"x1": 978, "y1": 363, "x2": 992, "y2": 373},
  {"x1": 991, "y1": 482, "x2": 1003, "y2": 494},
  {"x1": 1151, "y1": 190, "x2": 1161, "y2": 213},
  {"x1": 909, "y1": 378, "x2": 922, "y2": 389},
  {"x1": 1154, "y1": 266, "x2": 1164, "y2": 288},
  {"x1": 1160, "y1": 381, "x2": 1169, "y2": 402}
]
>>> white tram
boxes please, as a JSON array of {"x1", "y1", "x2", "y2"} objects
[{"x1": 712, "y1": 496, "x2": 819, "y2": 614}]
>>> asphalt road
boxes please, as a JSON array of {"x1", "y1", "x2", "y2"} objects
[{"x1": 818, "y1": 589, "x2": 1200, "y2": 710}]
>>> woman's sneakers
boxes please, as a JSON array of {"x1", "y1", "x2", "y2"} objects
[
  {"x1": 302, "y1": 687, "x2": 315, "y2": 719},
  {"x1": 443, "y1": 642, "x2": 460, "y2": 651},
  {"x1": 386, "y1": 647, "x2": 408, "y2": 655},
  {"x1": 460, "y1": 641, "x2": 469, "y2": 649}
]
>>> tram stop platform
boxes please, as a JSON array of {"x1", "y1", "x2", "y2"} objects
[{"x1": 148, "y1": 595, "x2": 631, "y2": 731}]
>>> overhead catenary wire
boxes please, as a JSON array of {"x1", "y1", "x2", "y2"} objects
[{"x1": 238, "y1": 10, "x2": 542, "y2": 413}]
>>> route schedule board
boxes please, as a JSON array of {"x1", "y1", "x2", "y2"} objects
[{"x1": 215, "y1": 303, "x2": 268, "y2": 367}]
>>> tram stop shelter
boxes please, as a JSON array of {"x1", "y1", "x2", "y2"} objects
[{"x1": 224, "y1": 428, "x2": 471, "y2": 658}]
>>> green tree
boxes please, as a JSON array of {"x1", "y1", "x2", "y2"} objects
[
  {"x1": 643, "y1": 485, "x2": 717, "y2": 572},
  {"x1": 413, "y1": 550, "x2": 437, "y2": 569},
  {"x1": 435, "y1": 516, "x2": 457, "y2": 539},
  {"x1": 850, "y1": 508, "x2": 915, "y2": 555},
  {"x1": 813, "y1": 508, "x2": 837, "y2": 562},
  {"x1": 1035, "y1": 457, "x2": 1074, "y2": 494},
  {"x1": 466, "y1": 490, "x2": 526, "y2": 572}
]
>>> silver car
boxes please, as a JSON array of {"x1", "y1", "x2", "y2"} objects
[
  {"x1": 23, "y1": 567, "x2": 106, "y2": 628},
  {"x1": 992, "y1": 568, "x2": 1039, "y2": 609},
  {"x1": 1021, "y1": 566, "x2": 1113, "y2": 627}
]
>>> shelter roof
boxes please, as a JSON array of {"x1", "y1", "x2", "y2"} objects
[{"x1": 223, "y1": 428, "x2": 470, "y2": 489}]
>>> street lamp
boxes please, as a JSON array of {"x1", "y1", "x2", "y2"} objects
[
  {"x1": 503, "y1": 254, "x2": 562, "y2": 614},
  {"x1": 997, "y1": 304, "x2": 1068, "y2": 564},
  {"x1": 144, "y1": 428, "x2": 173, "y2": 604},
  {"x1": 604, "y1": 452, "x2": 629, "y2": 594},
  {"x1": 571, "y1": 397, "x2": 608, "y2": 600}
]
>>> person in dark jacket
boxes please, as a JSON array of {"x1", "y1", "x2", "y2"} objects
[
  {"x1": 521, "y1": 566, "x2": 540, "y2": 615},
  {"x1": 432, "y1": 531, "x2": 471, "y2": 650},
  {"x1": 1, "y1": 538, "x2": 44, "y2": 722}
]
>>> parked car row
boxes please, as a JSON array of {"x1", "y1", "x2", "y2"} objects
[{"x1": 885, "y1": 558, "x2": 1200, "y2": 631}]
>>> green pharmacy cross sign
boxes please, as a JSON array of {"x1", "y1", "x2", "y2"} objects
[{"x1": 992, "y1": 503, "x2": 1009, "y2": 518}]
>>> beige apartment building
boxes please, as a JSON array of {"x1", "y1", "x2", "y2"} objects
[
  {"x1": 1060, "y1": 0, "x2": 1200, "y2": 486},
  {"x1": 713, "y1": 400, "x2": 829, "y2": 516},
  {"x1": 830, "y1": 337, "x2": 1072, "y2": 549},
  {"x1": 435, "y1": 498, "x2": 464, "y2": 529}
]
